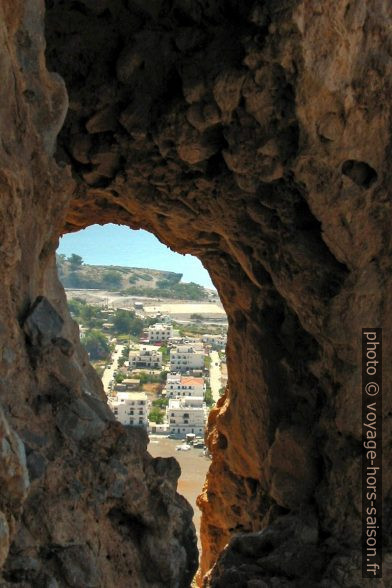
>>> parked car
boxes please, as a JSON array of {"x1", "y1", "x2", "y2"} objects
[
  {"x1": 176, "y1": 444, "x2": 191, "y2": 451},
  {"x1": 193, "y1": 442, "x2": 205, "y2": 449}
]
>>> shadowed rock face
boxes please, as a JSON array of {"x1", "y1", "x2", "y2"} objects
[
  {"x1": 0, "y1": 2, "x2": 197, "y2": 587},
  {"x1": 0, "y1": 0, "x2": 391, "y2": 586}
]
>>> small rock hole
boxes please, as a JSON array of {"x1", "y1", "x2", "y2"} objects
[{"x1": 341, "y1": 159, "x2": 377, "y2": 188}]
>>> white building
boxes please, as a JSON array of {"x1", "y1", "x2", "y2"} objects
[
  {"x1": 109, "y1": 392, "x2": 149, "y2": 427},
  {"x1": 153, "y1": 313, "x2": 172, "y2": 324},
  {"x1": 148, "y1": 323, "x2": 173, "y2": 342},
  {"x1": 129, "y1": 346, "x2": 162, "y2": 369},
  {"x1": 202, "y1": 334, "x2": 227, "y2": 348},
  {"x1": 166, "y1": 374, "x2": 205, "y2": 397},
  {"x1": 166, "y1": 397, "x2": 205, "y2": 436},
  {"x1": 168, "y1": 336, "x2": 201, "y2": 347},
  {"x1": 170, "y1": 345, "x2": 205, "y2": 372}
]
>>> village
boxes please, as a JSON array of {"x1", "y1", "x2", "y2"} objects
[
  {"x1": 102, "y1": 317, "x2": 227, "y2": 451},
  {"x1": 71, "y1": 302, "x2": 227, "y2": 451},
  {"x1": 63, "y1": 263, "x2": 228, "y2": 548}
]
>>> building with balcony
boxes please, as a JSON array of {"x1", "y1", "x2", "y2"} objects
[
  {"x1": 168, "y1": 336, "x2": 201, "y2": 347},
  {"x1": 129, "y1": 345, "x2": 162, "y2": 369},
  {"x1": 166, "y1": 397, "x2": 205, "y2": 436},
  {"x1": 170, "y1": 345, "x2": 204, "y2": 372},
  {"x1": 148, "y1": 323, "x2": 173, "y2": 342},
  {"x1": 109, "y1": 392, "x2": 149, "y2": 427},
  {"x1": 166, "y1": 373, "x2": 205, "y2": 397},
  {"x1": 202, "y1": 334, "x2": 227, "y2": 349}
]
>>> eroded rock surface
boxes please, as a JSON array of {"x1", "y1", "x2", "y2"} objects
[
  {"x1": 0, "y1": 2, "x2": 197, "y2": 586},
  {"x1": 0, "y1": 0, "x2": 391, "y2": 586},
  {"x1": 44, "y1": 0, "x2": 392, "y2": 585}
]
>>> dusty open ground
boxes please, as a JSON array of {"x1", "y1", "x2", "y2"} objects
[
  {"x1": 144, "y1": 302, "x2": 226, "y2": 317},
  {"x1": 148, "y1": 436, "x2": 210, "y2": 549},
  {"x1": 65, "y1": 289, "x2": 226, "y2": 318}
]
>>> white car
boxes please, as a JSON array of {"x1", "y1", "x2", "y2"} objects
[{"x1": 176, "y1": 444, "x2": 191, "y2": 451}]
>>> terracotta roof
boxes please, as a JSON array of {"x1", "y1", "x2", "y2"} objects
[{"x1": 180, "y1": 377, "x2": 204, "y2": 386}]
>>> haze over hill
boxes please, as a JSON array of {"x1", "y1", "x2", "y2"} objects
[{"x1": 56, "y1": 254, "x2": 213, "y2": 301}]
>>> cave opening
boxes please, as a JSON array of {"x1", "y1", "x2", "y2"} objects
[
  {"x1": 43, "y1": 0, "x2": 339, "y2": 576},
  {"x1": 56, "y1": 222, "x2": 228, "y2": 562}
]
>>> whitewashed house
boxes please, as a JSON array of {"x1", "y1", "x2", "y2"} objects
[
  {"x1": 166, "y1": 397, "x2": 205, "y2": 436},
  {"x1": 129, "y1": 346, "x2": 162, "y2": 369},
  {"x1": 166, "y1": 374, "x2": 205, "y2": 397},
  {"x1": 109, "y1": 392, "x2": 149, "y2": 427},
  {"x1": 170, "y1": 345, "x2": 204, "y2": 372},
  {"x1": 168, "y1": 336, "x2": 201, "y2": 347},
  {"x1": 202, "y1": 334, "x2": 227, "y2": 348},
  {"x1": 148, "y1": 323, "x2": 173, "y2": 342}
]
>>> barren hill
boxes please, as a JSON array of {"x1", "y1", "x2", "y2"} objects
[{"x1": 56, "y1": 254, "x2": 211, "y2": 300}]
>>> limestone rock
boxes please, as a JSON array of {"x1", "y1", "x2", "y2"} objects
[
  {"x1": 55, "y1": 545, "x2": 100, "y2": 588},
  {"x1": 0, "y1": 1, "x2": 390, "y2": 587},
  {"x1": 0, "y1": 406, "x2": 29, "y2": 567},
  {"x1": 261, "y1": 427, "x2": 319, "y2": 509},
  {"x1": 0, "y1": 513, "x2": 9, "y2": 569},
  {"x1": 23, "y1": 297, "x2": 64, "y2": 349}
]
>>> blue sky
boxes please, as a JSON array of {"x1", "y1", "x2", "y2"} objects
[{"x1": 57, "y1": 224, "x2": 215, "y2": 288}]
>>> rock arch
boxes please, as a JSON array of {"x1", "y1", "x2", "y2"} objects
[{"x1": 0, "y1": 0, "x2": 390, "y2": 586}]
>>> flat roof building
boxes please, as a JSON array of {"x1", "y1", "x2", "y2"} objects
[
  {"x1": 148, "y1": 323, "x2": 173, "y2": 342},
  {"x1": 109, "y1": 391, "x2": 149, "y2": 427},
  {"x1": 170, "y1": 345, "x2": 204, "y2": 372},
  {"x1": 129, "y1": 346, "x2": 162, "y2": 370},
  {"x1": 166, "y1": 397, "x2": 205, "y2": 436},
  {"x1": 166, "y1": 373, "x2": 205, "y2": 397}
]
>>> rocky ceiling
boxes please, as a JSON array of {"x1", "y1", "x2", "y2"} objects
[{"x1": 0, "y1": 0, "x2": 391, "y2": 586}]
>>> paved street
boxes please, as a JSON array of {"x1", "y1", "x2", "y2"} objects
[
  {"x1": 101, "y1": 344, "x2": 125, "y2": 394},
  {"x1": 209, "y1": 350, "x2": 222, "y2": 402}
]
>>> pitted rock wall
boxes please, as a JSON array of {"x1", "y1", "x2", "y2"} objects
[
  {"x1": 44, "y1": 1, "x2": 391, "y2": 585},
  {"x1": 0, "y1": 2, "x2": 197, "y2": 587}
]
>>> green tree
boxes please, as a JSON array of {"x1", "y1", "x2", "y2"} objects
[
  {"x1": 190, "y1": 313, "x2": 203, "y2": 321},
  {"x1": 112, "y1": 309, "x2": 133, "y2": 334},
  {"x1": 101, "y1": 270, "x2": 122, "y2": 290},
  {"x1": 67, "y1": 271, "x2": 81, "y2": 288},
  {"x1": 139, "y1": 371, "x2": 167, "y2": 386},
  {"x1": 159, "y1": 344, "x2": 170, "y2": 363},
  {"x1": 204, "y1": 387, "x2": 214, "y2": 407},
  {"x1": 148, "y1": 407, "x2": 165, "y2": 424},
  {"x1": 118, "y1": 345, "x2": 130, "y2": 367},
  {"x1": 156, "y1": 273, "x2": 182, "y2": 288},
  {"x1": 113, "y1": 309, "x2": 144, "y2": 336},
  {"x1": 138, "y1": 273, "x2": 153, "y2": 281},
  {"x1": 152, "y1": 397, "x2": 169, "y2": 409},
  {"x1": 83, "y1": 330, "x2": 110, "y2": 360},
  {"x1": 129, "y1": 316, "x2": 144, "y2": 337},
  {"x1": 68, "y1": 298, "x2": 84, "y2": 317},
  {"x1": 68, "y1": 253, "x2": 83, "y2": 269},
  {"x1": 56, "y1": 254, "x2": 67, "y2": 278},
  {"x1": 80, "y1": 304, "x2": 95, "y2": 324}
]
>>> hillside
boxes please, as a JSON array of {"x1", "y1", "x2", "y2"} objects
[{"x1": 56, "y1": 254, "x2": 210, "y2": 300}]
